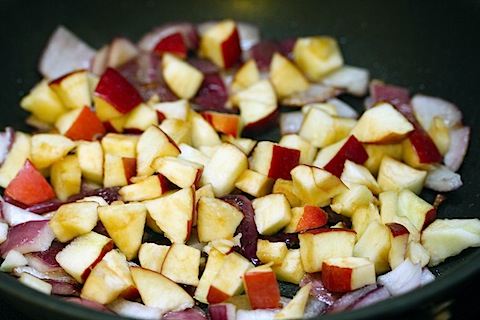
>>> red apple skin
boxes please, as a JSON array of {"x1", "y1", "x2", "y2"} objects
[
  {"x1": 303, "y1": 227, "x2": 356, "y2": 236},
  {"x1": 385, "y1": 222, "x2": 409, "y2": 237},
  {"x1": 201, "y1": 111, "x2": 240, "y2": 138},
  {"x1": 206, "y1": 285, "x2": 231, "y2": 304},
  {"x1": 244, "y1": 270, "x2": 281, "y2": 309},
  {"x1": 422, "y1": 208, "x2": 437, "y2": 230},
  {"x1": 408, "y1": 126, "x2": 443, "y2": 164},
  {"x1": 242, "y1": 108, "x2": 280, "y2": 138},
  {"x1": 80, "y1": 240, "x2": 115, "y2": 282},
  {"x1": 221, "y1": 27, "x2": 242, "y2": 69},
  {"x1": 122, "y1": 157, "x2": 137, "y2": 184},
  {"x1": 321, "y1": 262, "x2": 353, "y2": 292},
  {"x1": 94, "y1": 67, "x2": 143, "y2": 114},
  {"x1": 296, "y1": 205, "x2": 329, "y2": 232},
  {"x1": 323, "y1": 135, "x2": 369, "y2": 177},
  {"x1": 4, "y1": 159, "x2": 56, "y2": 206},
  {"x1": 65, "y1": 106, "x2": 107, "y2": 141},
  {"x1": 153, "y1": 32, "x2": 188, "y2": 59},
  {"x1": 269, "y1": 145, "x2": 301, "y2": 180}
]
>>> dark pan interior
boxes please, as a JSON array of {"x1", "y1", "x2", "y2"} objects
[{"x1": 0, "y1": 0, "x2": 479, "y2": 319}]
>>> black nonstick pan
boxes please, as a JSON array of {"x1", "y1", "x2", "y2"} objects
[{"x1": 0, "y1": 0, "x2": 479, "y2": 319}]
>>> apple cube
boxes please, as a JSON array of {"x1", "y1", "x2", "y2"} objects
[
  {"x1": 322, "y1": 257, "x2": 376, "y2": 292},
  {"x1": 331, "y1": 184, "x2": 375, "y2": 218},
  {"x1": 252, "y1": 193, "x2": 292, "y2": 236},
  {"x1": 323, "y1": 135, "x2": 368, "y2": 178},
  {"x1": 249, "y1": 141, "x2": 300, "y2": 180},
  {"x1": 194, "y1": 248, "x2": 226, "y2": 304},
  {"x1": 119, "y1": 174, "x2": 169, "y2": 202},
  {"x1": 353, "y1": 220, "x2": 391, "y2": 274},
  {"x1": 4, "y1": 159, "x2": 56, "y2": 206},
  {"x1": 293, "y1": 36, "x2": 344, "y2": 81},
  {"x1": 188, "y1": 109, "x2": 222, "y2": 148},
  {"x1": 20, "y1": 80, "x2": 68, "y2": 124},
  {"x1": 56, "y1": 231, "x2": 114, "y2": 283},
  {"x1": 340, "y1": 160, "x2": 382, "y2": 195},
  {"x1": 427, "y1": 116, "x2": 450, "y2": 156},
  {"x1": 130, "y1": 266, "x2": 195, "y2": 314},
  {"x1": 153, "y1": 32, "x2": 188, "y2": 58},
  {"x1": 151, "y1": 155, "x2": 203, "y2": 188},
  {"x1": 102, "y1": 154, "x2": 135, "y2": 187},
  {"x1": 269, "y1": 52, "x2": 310, "y2": 99},
  {"x1": 377, "y1": 156, "x2": 427, "y2": 195},
  {"x1": 18, "y1": 273, "x2": 52, "y2": 295},
  {"x1": 283, "y1": 205, "x2": 328, "y2": 233},
  {"x1": 201, "y1": 111, "x2": 242, "y2": 138},
  {"x1": 49, "y1": 201, "x2": 99, "y2": 243},
  {"x1": 199, "y1": 19, "x2": 242, "y2": 69},
  {"x1": 244, "y1": 264, "x2": 281, "y2": 309},
  {"x1": 123, "y1": 103, "x2": 159, "y2": 133},
  {"x1": 274, "y1": 282, "x2": 312, "y2": 320},
  {"x1": 272, "y1": 178, "x2": 303, "y2": 208},
  {"x1": 299, "y1": 228, "x2": 356, "y2": 273},
  {"x1": 200, "y1": 142, "x2": 248, "y2": 197},
  {"x1": 55, "y1": 106, "x2": 106, "y2": 141},
  {"x1": 234, "y1": 169, "x2": 275, "y2": 198},
  {"x1": 291, "y1": 164, "x2": 348, "y2": 207},
  {"x1": 350, "y1": 102, "x2": 414, "y2": 144},
  {"x1": 379, "y1": 190, "x2": 399, "y2": 224},
  {"x1": 230, "y1": 58, "x2": 260, "y2": 94},
  {"x1": 136, "y1": 125, "x2": 180, "y2": 177},
  {"x1": 256, "y1": 239, "x2": 288, "y2": 266},
  {"x1": 161, "y1": 242, "x2": 201, "y2": 286},
  {"x1": 159, "y1": 118, "x2": 192, "y2": 145},
  {"x1": 386, "y1": 222, "x2": 410, "y2": 269},
  {"x1": 178, "y1": 143, "x2": 210, "y2": 167},
  {"x1": 153, "y1": 99, "x2": 190, "y2": 121},
  {"x1": 143, "y1": 187, "x2": 194, "y2": 243},
  {"x1": 363, "y1": 143, "x2": 403, "y2": 177},
  {"x1": 49, "y1": 69, "x2": 91, "y2": 110},
  {"x1": 30, "y1": 133, "x2": 76, "y2": 169},
  {"x1": 299, "y1": 107, "x2": 342, "y2": 148},
  {"x1": 278, "y1": 134, "x2": 317, "y2": 165},
  {"x1": 397, "y1": 188, "x2": 436, "y2": 231},
  {"x1": 196, "y1": 196, "x2": 244, "y2": 243},
  {"x1": 81, "y1": 249, "x2": 136, "y2": 305},
  {"x1": 207, "y1": 252, "x2": 253, "y2": 304},
  {"x1": 406, "y1": 240, "x2": 431, "y2": 268},
  {"x1": 162, "y1": 53, "x2": 204, "y2": 99},
  {"x1": 138, "y1": 242, "x2": 170, "y2": 273},
  {"x1": 98, "y1": 202, "x2": 147, "y2": 260},
  {"x1": 101, "y1": 132, "x2": 138, "y2": 158},
  {"x1": 351, "y1": 203, "x2": 381, "y2": 239},
  {"x1": 272, "y1": 249, "x2": 305, "y2": 285},
  {"x1": 76, "y1": 140, "x2": 104, "y2": 184},
  {"x1": 94, "y1": 67, "x2": 143, "y2": 121}
]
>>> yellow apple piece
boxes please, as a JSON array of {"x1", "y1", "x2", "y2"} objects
[
  {"x1": 50, "y1": 154, "x2": 82, "y2": 201},
  {"x1": 49, "y1": 201, "x2": 99, "y2": 243}
]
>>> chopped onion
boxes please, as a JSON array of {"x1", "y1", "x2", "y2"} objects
[
  {"x1": 377, "y1": 258, "x2": 422, "y2": 296},
  {"x1": 279, "y1": 111, "x2": 304, "y2": 135},
  {"x1": 444, "y1": 125, "x2": 470, "y2": 172},
  {"x1": 327, "y1": 284, "x2": 378, "y2": 313},
  {"x1": 350, "y1": 286, "x2": 391, "y2": 310},
  {"x1": 1, "y1": 198, "x2": 50, "y2": 226},
  {"x1": 107, "y1": 298, "x2": 163, "y2": 319},
  {"x1": 424, "y1": 164, "x2": 463, "y2": 192},
  {"x1": 236, "y1": 308, "x2": 278, "y2": 320},
  {"x1": 281, "y1": 84, "x2": 342, "y2": 107},
  {"x1": 411, "y1": 94, "x2": 463, "y2": 130},
  {"x1": 208, "y1": 303, "x2": 237, "y2": 320},
  {"x1": 321, "y1": 65, "x2": 370, "y2": 97}
]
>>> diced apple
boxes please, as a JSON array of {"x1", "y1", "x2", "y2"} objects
[
  {"x1": 152, "y1": 99, "x2": 190, "y2": 121},
  {"x1": 200, "y1": 142, "x2": 248, "y2": 197},
  {"x1": 353, "y1": 220, "x2": 391, "y2": 274},
  {"x1": 196, "y1": 196, "x2": 244, "y2": 243},
  {"x1": 396, "y1": 188, "x2": 436, "y2": 231},
  {"x1": 151, "y1": 156, "x2": 203, "y2": 188},
  {"x1": 252, "y1": 193, "x2": 292, "y2": 236},
  {"x1": 130, "y1": 266, "x2": 195, "y2": 314},
  {"x1": 188, "y1": 109, "x2": 222, "y2": 148},
  {"x1": 322, "y1": 257, "x2": 376, "y2": 292},
  {"x1": 107, "y1": 36, "x2": 139, "y2": 69},
  {"x1": 427, "y1": 116, "x2": 450, "y2": 156},
  {"x1": 283, "y1": 205, "x2": 329, "y2": 233},
  {"x1": 321, "y1": 65, "x2": 370, "y2": 96},
  {"x1": 340, "y1": 160, "x2": 382, "y2": 195},
  {"x1": 98, "y1": 202, "x2": 147, "y2": 260},
  {"x1": 291, "y1": 164, "x2": 348, "y2": 207},
  {"x1": 272, "y1": 178, "x2": 303, "y2": 208},
  {"x1": 162, "y1": 53, "x2": 204, "y2": 99},
  {"x1": 177, "y1": 143, "x2": 210, "y2": 167},
  {"x1": 201, "y1": 111, "x2": 242, "y2": 138},
  {"x1": 386, "y1": 222, "x2": 410, "y2": 269},
  {"x1": 421, "y1": 218, "x2": 480, "y2": 267},
  {"x1": 4, "y1": 159, "x2": 56, "y2": 206},
  {"x1": 94, "y1": 67, "x2": 143, "y2": 121},
  {"x1": 20, "y1": 80, "x2": 68, "y2": 124},
  {"x1": 298, "y1": 107, "x2": 338, "y2": 148},
  {"x1": 377, "y1": 156, "x2": 427, "y2": 195},
  {"x1": 270, "y1": 52, "x2": 310, "y2": 99},
  {"x1": 55, "y1": 106, "x2": 106, "y2": 141},
  {"x1": 274, "y1": 282, "x2": 311, "y2": 320},
  {"x1": 207, "y1": 252, "x2": 253, "y2": 304},
  {"x1": 159, "y1": 118, "x2": 192, "y2": 145},
  {"x1": 256, "y1": 239, "x2": 288, "y2": 266},
  {"x1": 194, "y1": 248, "x2": 226, "y2": 304},
  {"x1": 153, "y1": 32, "x2": 188, "y2": 58},
  {"x1": 76, "y1": 140, "x2": 104, "y2": 184},
  {"x1": 49, "y1": 201, "x2": 99, "y2": 243},
  {"x1": 138, "y1": 242, "x2": 170, "y2": 273},
  {"x1": 119, "y1": 174, "x2": 169, "y2": 202},
  {"x1": 161, "y1": 243, "x2": 201, "y2": 286},
  {"x1": 278, "y1": 134, "x2": 317, "y2": 165},
  {"x1": 402, "y1": 127, "x2": 443, "y2": 169},
  {"x1": 350, "y1": 102, "x2": 414, "y2": 144},
  {"x1": 199, "y1": 19, "x2": 242, "y2": 69},
  {"x1": 49, "y1": 70, "x2": 91, "y2": 109},
  {"x1": 299, "y1": 228, "x2": 356, "y2": 273},
  {"x1": 230, "y1": 58, "x2": 260, "y2": 94},
  {"x1": 244, "y1": 264, "x2": 281, "y2": 309},
  {"x1": 293, "y1": 36, "x2": 344, "y2": 81},
  {"x1": 30, "y1": 133, "x2": 76, "y2": 169},
  {"x1": 271, "y1": 249, "x2": 305, "y2": 285},
  {"x1": 102, "y1": 154, "x2": 135, "y2": 187},
  {"x1": 362, "y1": 143, "x2": 403, "y2": 177},
  {"x1": 18, "y1": 273, "x2": 52, "y2": 295},
  {"x1": 81, "y1": 249, "x2": 136, "y2": 305},
  {"x1": 406, "y1": 240, "x2": 430, "y2": 268},
  {"x1": 234, "y1": 169, "x2": 275, "y2": 198},
  {"x1": 56, "y1": 231, "x2": 114, "y2": 283},
  {"x1": 101, "y1": 132, "x2": 138, "y2": 158},
  {"x1": 351, "y1": 202, "x2": 380, "y2": 239},
  {"x1": 136, "y1": 125, "x2": 180, "y2": 177},
  {"x1": 123, "y1": 103, "x2": 159, "y2": 133},
  {"x1": 331, "y1": 184, "x2": 374, "y2": 218},
  {"x1": 143, "y1": 187, "x2": 194, "y2": 243},
  {"x1": 250, "y1": 141, "x2": 300, "y2": 180},
  {"x1": 379, "y1": 190, "x2": 398, "y2": 224},
  {"x1": 323, "y1": 135, "x2": 368, "y2": 178}
]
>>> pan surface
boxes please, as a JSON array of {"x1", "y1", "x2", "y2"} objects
[{"x1": 0, "y1": 0, "x2": 479, "y2": 319}]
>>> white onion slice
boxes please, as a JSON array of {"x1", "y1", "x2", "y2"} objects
[
  {"x1": 444, "y1": 125, "x2": 470, "y2": 172},
  {"x1": 411, "y1": 94, "x2": 463, "y2": 130},
  {"x1": 39, "y1": 25, "x2": 96, "y2": 80},
  {"x1": 377, "y1": 258, "x2": 422, "y2": 296},
  {"x1": 424, "y1": 164, "x2": 463, "y2": 192},
  {"x1": 420, "y1": 268, "x2": 436, "y2": 286},
  {"x1": 351, "y1": 286, "x2": 391, "y2": 310},
  {"x1": 326, "y1": 98, "x2": 360, "y2": 118},
  {"x1": 1, "y1": 199, "x2": 50, "y2": 227},
  {"x1": 107, "y1": 298, "x2": 164, "y2": 320},
  {"x1": 321, "y1": 65, "x2": 370, "y2": 97},
  {"x1": 281, "y1": 84, "x2": 342, "y2": 106},
  {"x1": 208, "y1": 303, "x2": 237, "y2": 320},
  {"x1": 280, "y1": 111, "x2": 304, "y2": 135},
  {"x1": 236, "y1": 308, "x2": 279, "y2": 320}
]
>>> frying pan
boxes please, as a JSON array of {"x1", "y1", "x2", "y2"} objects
[{"x1": 0, "y1": 0, "x2": 479, "y2": 319}]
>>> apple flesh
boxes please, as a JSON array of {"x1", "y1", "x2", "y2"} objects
[
  {"x1": 243, "y1": 265, "x2": 281, "y2": 310},
  {"x1": 249, "y1": 141, "x2": 301, "y2": 180},
  {"x1": 55, "y1": 106, "x2": 107, "y2": 141},
  {"x1": 322, "y1": 257, "x2": 376, "y2": 292}
]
